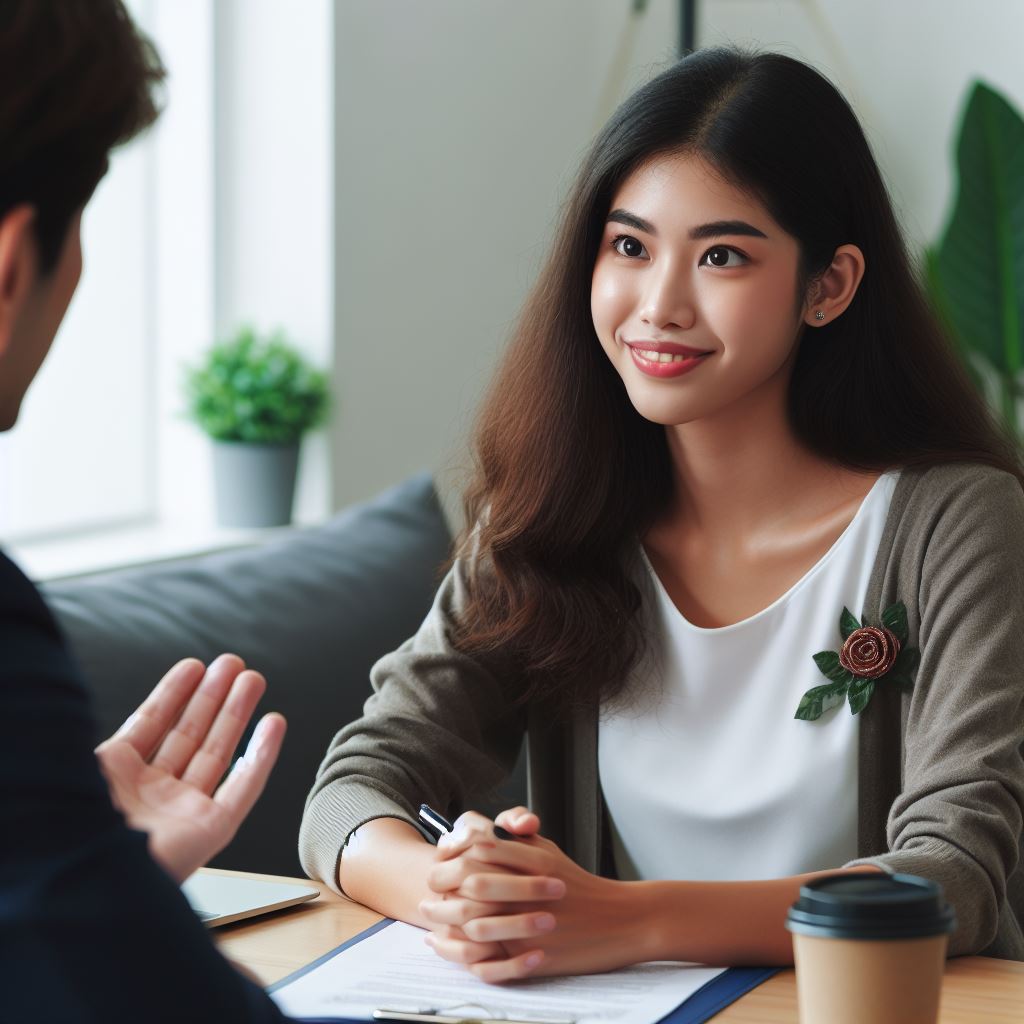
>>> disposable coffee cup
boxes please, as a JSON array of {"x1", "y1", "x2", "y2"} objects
[{"x1": 785, "y1": 872, "x2": 956, "y2": 1024}]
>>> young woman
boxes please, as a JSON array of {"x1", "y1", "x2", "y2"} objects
[{"x1": 299, "y1": 47, "x2": 1024, "y2": 980}]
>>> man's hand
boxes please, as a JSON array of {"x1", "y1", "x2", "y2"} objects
[{"x1": 94, "y1": 654, "x2": 286, "y2": 883}]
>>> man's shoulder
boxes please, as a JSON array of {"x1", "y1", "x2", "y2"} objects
[{"x1": 0, "y1": 547, "x2": 61, "y2": 628}]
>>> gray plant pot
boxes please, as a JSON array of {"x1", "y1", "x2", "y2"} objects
[{"x1": 211, "y1": 440, "x2": 300, "y2": 528}]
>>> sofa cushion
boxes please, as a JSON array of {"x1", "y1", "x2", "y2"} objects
[{"x1": 44, "y1": 472, "x2": 452, "y2": 876}]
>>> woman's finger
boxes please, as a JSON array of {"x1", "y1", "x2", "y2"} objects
[
  {"x1": 461, "y1": 910, "x2": 557, "y2": 944},
  {"x1": 494, "y1": 806, "x2": 541, "y2": 836},
  {"x1": 451, "y1": 810, "x2": 495, "y2": 832},
  {"x1": 455, "y1": 838, "x2": 553, "y2": 876},
  {"x1": 149, "y1": 654, "x2": 247, "y2": 778},
  {"x1": 468, "y1": 949, "x2": 546, "y2": 984},
  {"x1": 102, "y1": 658, "x2": 206, "y2": 761},
  {"x1": 419, "y1": 897, "x2": 504, "y2": 927},
  {"x1": 428, "y1": 859, "x2": 566, "y2": 902},
  {"x1": 424, "y1": 931, "x2": 504, "y2": 966},
  {"x1": 436, "y1": 812, "x2": 496, "y2": 858},
  {"x1": 459, "y1": 871, "x2": 565, "y2": 903}
]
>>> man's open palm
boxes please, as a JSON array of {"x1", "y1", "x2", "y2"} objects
[{"x1": 95, "y1": 655, "x2": 286, "y2": 883}]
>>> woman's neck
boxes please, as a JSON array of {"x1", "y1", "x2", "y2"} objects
[{"x1": 661, "y1": 384, "x2": 871, "y2": 545}]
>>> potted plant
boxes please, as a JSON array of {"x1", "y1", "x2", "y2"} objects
[
  {"x1": 185, "y1": 326, "x2": 329, "y2": 527},
  {"x1": 925, "y1": 81, "x2": 1024, "y2": 439}
]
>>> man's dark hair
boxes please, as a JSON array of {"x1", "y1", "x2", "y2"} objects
[{"x1": 0, "y1": 0, "x2": 165, "y2": 273}]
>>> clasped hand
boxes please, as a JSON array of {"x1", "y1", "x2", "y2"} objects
[
  {"x1": 94, "y1": 654, "x2": 286, "y2": 884},
  {"x1": 419, "y1": 807, "x2": 646, "y2": 983}
]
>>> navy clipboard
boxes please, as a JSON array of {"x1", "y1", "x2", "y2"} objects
[{"x1": 268, "y1": 920, "x2": 779, "y2": 1024}]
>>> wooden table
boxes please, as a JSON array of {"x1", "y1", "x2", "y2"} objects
[{"x1": 211, "y1": 869, "x2": 1024, "y2": 1022}]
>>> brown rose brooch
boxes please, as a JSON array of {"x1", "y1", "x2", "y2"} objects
[{"x1": 794, "y1": 602, "x2": 920, "y2": 720}]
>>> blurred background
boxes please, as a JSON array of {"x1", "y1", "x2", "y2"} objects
[{"x1": 5, "y1": 0, "x2": 1023, "y2": 578}]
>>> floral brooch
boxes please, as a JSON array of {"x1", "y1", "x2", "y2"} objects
[{"x1": 794, "y1": 602, "x2": 920, "y2": 721}]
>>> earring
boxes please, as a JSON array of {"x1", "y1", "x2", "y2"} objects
[{"x1": 814, "y1": 310, "x2": 826, "y2": 321}]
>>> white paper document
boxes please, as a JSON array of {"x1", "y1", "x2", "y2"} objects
[{"x1": 270, "y1": 920, "x2": 726, "y2": 1024}]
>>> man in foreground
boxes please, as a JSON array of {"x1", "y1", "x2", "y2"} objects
[{"x1": 1, "y1": 2, "x2": 288, "y2": 1018}]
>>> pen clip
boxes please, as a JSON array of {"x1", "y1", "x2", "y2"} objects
[
  {"x1": 418, "y1": 803, "x2": 454, "y2": 840},
  {"x1": 374, "y1": 1012, "x2": 575, "y2": 1024}
]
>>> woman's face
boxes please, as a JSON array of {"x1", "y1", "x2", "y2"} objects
[{"x1": 591, "y1": 152, "x2": 808, "y2": 427}]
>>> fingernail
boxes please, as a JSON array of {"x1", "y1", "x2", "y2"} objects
[
  {"x1": 535, "y1": 914, "x2": 556, "y2": 931},
  {"x1": 116, "y1": 712, "x2": 138, "y2": 736},
  {"x1": 546, "y1": 879, "x2": 566, "y2": 897},
  {"x1": 525, "y1": 952, "x2": 544, "y2": 969}
]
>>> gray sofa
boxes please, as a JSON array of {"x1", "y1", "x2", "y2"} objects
[{"x1": 44, "y1": 472, "x2": 462, "y2": 877}]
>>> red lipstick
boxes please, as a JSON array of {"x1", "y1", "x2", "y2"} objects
[{"x1": 624, "y1": 340, "x2": 713, "y2": 379}]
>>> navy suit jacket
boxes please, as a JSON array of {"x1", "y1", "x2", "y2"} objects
[{"x1": 0, "y1": 551, "x2": 284, "y2": 1022}]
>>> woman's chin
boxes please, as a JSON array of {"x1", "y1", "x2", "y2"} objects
[{"x1": 625, "y1": 389, "x2": 706, "y2": 427}]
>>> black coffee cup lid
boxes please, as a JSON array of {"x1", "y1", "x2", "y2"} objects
[{"x1": 785, "y1": 872, "x2": 956, "y2": 941}]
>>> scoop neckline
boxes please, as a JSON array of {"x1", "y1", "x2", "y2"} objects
[{"x1": 640, "y1": 469, "x2": 900, "y2": 636}]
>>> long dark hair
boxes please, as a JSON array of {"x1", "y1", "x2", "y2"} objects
[{"x1": 453, "y1": 47, "x2": 1022, "y2": 717}]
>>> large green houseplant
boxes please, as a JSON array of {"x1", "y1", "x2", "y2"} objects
[
  {"x1": 925, "y1": 81, "x2": 1024, "y2": 439},
  {"x1": 185, "y1": 326, "x2": 329, "y2": 527}
]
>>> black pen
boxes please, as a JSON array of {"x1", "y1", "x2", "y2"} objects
[{"x1": 418, "y1": 804, "x2": 517, "y2": 842}]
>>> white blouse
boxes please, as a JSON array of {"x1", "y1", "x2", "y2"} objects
[{"x1": 598, "y1": 469, "x2": 901, "y2": 882}]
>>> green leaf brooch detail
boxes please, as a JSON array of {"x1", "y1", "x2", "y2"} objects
[{"x1": 794, "y1": 602, "x2": 921, "y2": 721}]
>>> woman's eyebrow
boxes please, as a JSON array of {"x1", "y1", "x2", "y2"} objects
[{"x1": 606, "y1": 209, "x2": 769, "y2": 240}]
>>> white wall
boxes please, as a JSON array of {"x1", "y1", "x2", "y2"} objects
[
  {"x1": 330, "y1": 0, "x2": 679, "y2": 526},
  {"x1": 152, "y1": 0, "x2": 334, "y2": 532},
  {"x1": 214, "y1": 0, "x2": 334, "y2": 523},
  {"x1": 697, "y1": 0, "x2": 1024, "y2": 250}
]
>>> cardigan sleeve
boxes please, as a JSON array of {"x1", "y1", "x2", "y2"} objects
[
  {"x1": 298, "y1": 552, "x2": 527, "y2": 893},
  {"x1": 845, "y1": 467, "x2": 1024, "y2": 956}
]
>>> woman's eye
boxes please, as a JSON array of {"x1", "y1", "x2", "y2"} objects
[
  {"x1": 611, "y1": 234, "x2": 648, "y2": 259},
  {"x1": 700, "y1": 246, "x2": 747, "y2": 268}
]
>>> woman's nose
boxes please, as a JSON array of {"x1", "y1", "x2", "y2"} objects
[{"x1": 638, "y1": 265, "x2": 697, "y2": 331}]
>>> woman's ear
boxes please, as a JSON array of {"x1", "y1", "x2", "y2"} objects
[{"x1": 802, "y1": 243, "x2": 866, "y2": 328}]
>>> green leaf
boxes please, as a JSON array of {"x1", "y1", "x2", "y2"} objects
[
  {"x1": 183, "y1": 325, "x2": 331, "y2": 443},
  {"x1": 931, "y1": 81, "x2": 1024, "y2": 437},
  {"x1": 794, "y1": 680, "x2": 850, "y2": 721},
  {"x1": 839, "y1": 607, "x2": 860, "y2": 640},
  {"x1": 887, "y1": 673, "x2": 915, "y2": 693},
  {"x1": 881, "y1": 602, "x2": 909, "y2": 645},
  {"x1": 892, "y1": 646, "x2": 921, "y2": 678},
  {"x1": 848, "y1": 677, "x2": 876, "y2": 714},
  {"x1": 812, "y1": 650, "x2": 848, "y2": 682}
]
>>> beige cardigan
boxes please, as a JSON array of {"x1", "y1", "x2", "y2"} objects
[{"x1": 300, "y1": 462, "x2": 1024, "y2": 960}]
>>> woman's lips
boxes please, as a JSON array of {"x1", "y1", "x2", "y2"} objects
[{"x1": 626, "y1": 344, "x2": 712, "y2": 379}]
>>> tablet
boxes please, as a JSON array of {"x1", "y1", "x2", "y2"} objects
[{"x1": 182, "y1": 870, "x2": 319, "y2": 928}]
